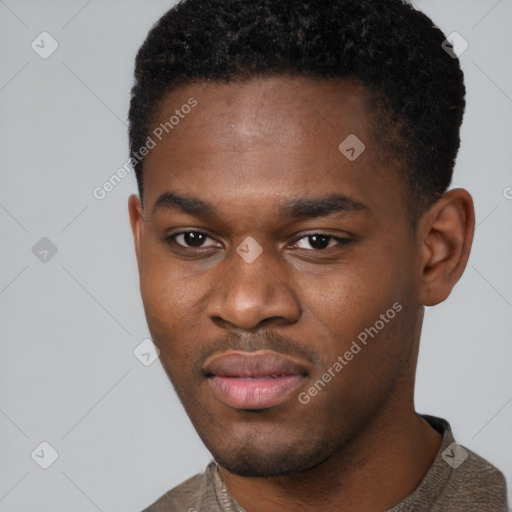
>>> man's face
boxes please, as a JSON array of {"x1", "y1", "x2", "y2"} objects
[{"x1": 129, "y1": 76, "x2": 424, "y2": 477}]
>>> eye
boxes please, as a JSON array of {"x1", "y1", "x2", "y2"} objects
[
  {"x1": 292, "y1": 233, "x2": 351, "y2": 251},
  {"x1": 167, "y1": 231, "x2": 220, "y2": 249}
]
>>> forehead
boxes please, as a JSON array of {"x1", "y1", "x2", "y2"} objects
[
  {"x1": 151, "y1": 75, "x2": 371, "y2": 153},
  {"x1": 142, "y1": 75, "x2": 406, "y2": 221}
]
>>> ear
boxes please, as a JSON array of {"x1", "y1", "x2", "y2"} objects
[
  {"x1": 417, "y1": 188, "x2": 475, "y2": 306},
  {"x1": 128, "y1": 194, "x2": 144, "y2": 273}
]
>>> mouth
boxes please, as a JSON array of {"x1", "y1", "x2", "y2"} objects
[{"x1": 203, "y1": 350, "x2": 308, "y2": 410}]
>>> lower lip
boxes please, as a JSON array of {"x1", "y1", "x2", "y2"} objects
[{"x1": 208, "y1": 375, "x2": 305, "y2": 410}]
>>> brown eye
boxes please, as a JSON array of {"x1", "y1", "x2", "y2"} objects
[
  {"x1": 293, "y1": 234, "x2": 350, "y2": 251},
  {"x1": 170, "y1": 231, "x2": 219, "y2": 248},
  {"x1": 305, "y1": 235, "x2": 331, "y2": 250}
]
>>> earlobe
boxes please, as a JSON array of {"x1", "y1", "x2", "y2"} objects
[
  {"x1": 417, "y1": 188, "x2": 475, "y2": 306},
  {"x1": 128, "y1": 194, "x2": 144, "y2": 271}
]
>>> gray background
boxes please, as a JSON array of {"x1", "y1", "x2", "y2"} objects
[{"x1": 1, "y1": 1, "x2": 511, "y2": 510}]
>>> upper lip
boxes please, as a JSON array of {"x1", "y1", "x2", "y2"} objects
[{"x1": 203, "y1": 350, "x2": 309, "y2": 378}]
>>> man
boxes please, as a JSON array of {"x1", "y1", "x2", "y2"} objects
[{"x1": 127, "y1": 0, "x2": 509, "y2": 510}]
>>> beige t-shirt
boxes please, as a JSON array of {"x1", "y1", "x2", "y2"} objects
[{"x1": 142, "y1": 415, "x2": 509, "y2": 511}]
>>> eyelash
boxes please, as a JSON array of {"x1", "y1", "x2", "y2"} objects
[
  {"x1": 165, "y1": 231, "x2": 353, "y2": 252},
  {"x1": 292, "y1": 233, "x2": 353, "y2": 251}
]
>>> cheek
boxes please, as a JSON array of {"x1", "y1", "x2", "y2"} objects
[
  {"x1": 140, "y1": 239, "x2": 192, "y2": 309},
  {"x1": 299, "y1": 255, "x2": 407, "y2": 317},
  {"x1": 139, "y1": 260, "x2": 190, "y2": 350},
  {"x1": 138, "y1": 253, "x2": 216, "y2": 367},
  {"x1": 294, "y1": 251, "x2": 414, "y2": 363}
]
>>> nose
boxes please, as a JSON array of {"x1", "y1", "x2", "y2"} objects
[{"x1": 206, "y1": 246, "x2": 301, "y2": 330}]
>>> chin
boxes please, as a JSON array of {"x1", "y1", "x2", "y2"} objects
[{"x1": 209, "y1": 437, "x2": 334, "y2": 478}]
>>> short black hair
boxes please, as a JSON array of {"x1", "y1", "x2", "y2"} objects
[{"x1": 129, "y1": 0, "x2": 465, "y2": 216}]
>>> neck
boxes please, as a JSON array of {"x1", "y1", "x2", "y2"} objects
[{"x1": 218, "y1": 407, "x2": 443, "y2": 512}]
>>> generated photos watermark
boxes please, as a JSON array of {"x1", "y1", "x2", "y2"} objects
[
  {"x1": 441, "y1": 442, "x2": 469, "y2": 469},
  {"x1": 92, "y1": 97, "x2": 198, "y2": 200},
  {"x1": 298, "y1": 302, "x2": 403, "y2": 405}
]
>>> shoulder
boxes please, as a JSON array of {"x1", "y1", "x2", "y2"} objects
[
  {"x1": 423, "y1": 415, "x2": 509, "y2": 511},
  {"x1": 389, "y1": 415, "x2": 509, "y2": 512},
  {"x1": 439, "y1": 443, "x2": 509, "y2": 509},
  {"x1": 141, "y1": 471, "x2": 209, "y2": 512}
]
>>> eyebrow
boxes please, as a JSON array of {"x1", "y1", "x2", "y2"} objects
[
  {"x1": 150, "y1": 192, "x2": 368, "y2": 220},
  {"x1": 279, "y1": 194, "x2": 368, "y2": 218},
  {"x1": 151, "y1": 192, "x2": 214, "y2": 219}
]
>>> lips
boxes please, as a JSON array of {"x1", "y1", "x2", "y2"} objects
[{"x1": 203, "y1": 350, "x2": 308, "y2": 410}]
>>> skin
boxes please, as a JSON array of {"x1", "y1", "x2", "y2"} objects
[{"x1": 128, "y1": 75, "x2": 474, "y2": 512}]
